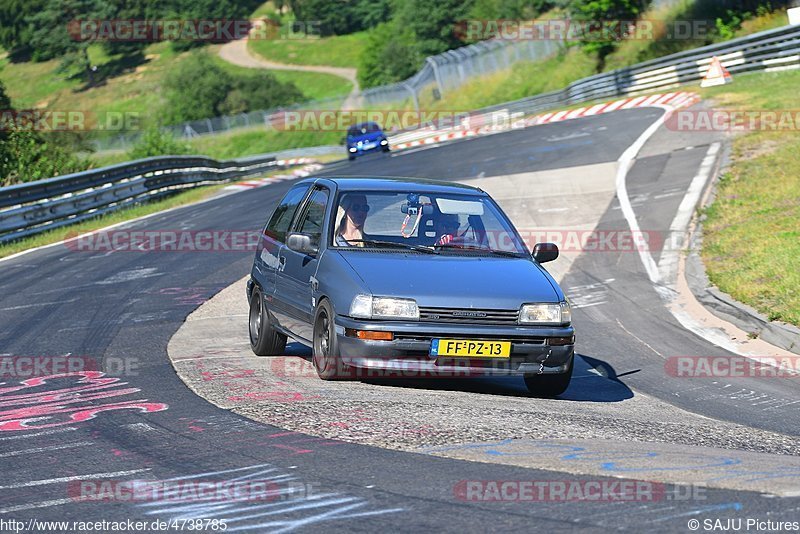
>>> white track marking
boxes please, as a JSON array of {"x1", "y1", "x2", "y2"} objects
[
  {"x1": 614, "y1": 107, "x2": 786, "y2": 356},
  {"x1": 657, "y1": 143, "x2": 721, "y2": 284},
  {"x1": 0, "y1": 441, "x2": 93, "y2": 458},
  {"x1": 614, "y1": 104, "x2": 673, "y2": 284},
  {"x1": 0, "y1": 498, "x2": 76, "y2": 513},
  {"x1": 0, "y1": 469, "x2": 150, "y2": 490},
  {"x1": 0, "y1": 427, "x2": 77, "y2": 441},
  {"x1": 0, "y1": 298, "x2": 79, "y2": 311}
]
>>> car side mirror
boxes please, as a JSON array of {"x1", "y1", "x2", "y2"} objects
[
  {"x1": 286, "y1": 233, "x2": 318, "y2": 255},
  {"x1": 532, "y1": 242, "x2": 559, "y2": 264}
]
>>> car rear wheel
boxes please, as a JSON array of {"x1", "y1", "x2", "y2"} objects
[
  {"x1": 523, "y1": 357, "x2": 573, "y2": 397},
  {"x1": 312, "y1": 300, "x2": 350, "y2": 380},
  {"x1": 249, "y1": 287, "x2": 287, "y2": 356}
]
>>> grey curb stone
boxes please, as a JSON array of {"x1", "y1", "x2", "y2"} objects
[{"x1": 686, "y1": 141, "x2": 800, "y2": 355}]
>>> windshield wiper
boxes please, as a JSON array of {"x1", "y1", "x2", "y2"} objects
[
  {"x1": 347, "y1": 239, "x2": 439, "y2": 254},
  {"x1": 433, "y1": 243, "x2": 524, "y2": 258}
]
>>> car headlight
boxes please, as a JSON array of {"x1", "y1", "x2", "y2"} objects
[
  {"x1": 349, "y1": 295, "x2": 419, "y2": 320},
  {"x1": 519, "y1": 301, "x2": 571, "y2": 325}
]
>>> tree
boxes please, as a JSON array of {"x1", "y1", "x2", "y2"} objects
[
  {"x1": 162, "y1": 53, "x2": 234, "y2": 123},
  {"x1": 0, "y1": 0, "x2": 47, "y2": 57},
  {"x1": 288, "y1": 0, "x2": 391, "y2": 36},
  {"x1": 394, "y1": 0, "x2": 476, "y2": 57},
  {"x1": 358, "y1": 21, "x2": 419, "y2": 88},
  {"x1": 571, "y1": 0, "x2": 651, "y2": 66},
  {"x1": 26, "y1": 0, "x2": 117, "y2": 84}
]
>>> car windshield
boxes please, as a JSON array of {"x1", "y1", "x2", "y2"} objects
[
  {"x1": 331, "y1": 190, "x2": 528, "y2": 255},
  {"x1": 347, "y1": 123, "x2": 381, "y2": 136}
]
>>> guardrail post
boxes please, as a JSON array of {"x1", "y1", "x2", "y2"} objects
[
  {"x1": 402, "y1": 82, "x2": 420, "y2": 112},
  {"x1": 426, "y1": 57, "x2": 445, "y2": 98}
]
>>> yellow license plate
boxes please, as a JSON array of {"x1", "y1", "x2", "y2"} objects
[{"x1": 431, "y1": 339, "x2": 511, "y2": 358}]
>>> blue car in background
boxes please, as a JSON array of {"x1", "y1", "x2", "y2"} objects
[
  {"x1": 247, "y1": 177, "x2": 575, "y2": 397},
  {"x1": 346, "y1": 122, "x2": 389, "y2": 160}
]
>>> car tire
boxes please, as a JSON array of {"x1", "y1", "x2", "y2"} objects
[
  {"x1": 248, "y1": 287, "x2": 287, "y2": 356},
  {"x1": 348, "y1": 154, "x2": 356, "y2": 161},
  {"x1": 523, "y1": 356, "x2": 573, "y2": 397},
  {"x1": 312, "y1": 299, "x2": 350, "y2": 380}
]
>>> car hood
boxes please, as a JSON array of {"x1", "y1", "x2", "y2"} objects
[{"x1": 338, "y1": 253, "x2": 562, "y2": 309}]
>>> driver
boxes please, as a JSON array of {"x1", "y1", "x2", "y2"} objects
[
  {"x1": 335, "y1": 194, "x2": 370, "y2": 247},
  {"x1": 434, "y1": 213, "x2": 460, "y2": 245}
]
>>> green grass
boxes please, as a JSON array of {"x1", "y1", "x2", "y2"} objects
[
  {"x1": 605, "y1": 3, "x2": 789, "y2": 71},
  {"x1": 698, "y1": 68, "x2": 800, "y2": 327},
  {"x1": 0, "y1": 43, "x2": 350, "y2": 122},
  {"x1": 212, "y1": 55, "x2": 352, "y2": 100},
  {"x1": 0, "y1": 183, "x2": 226, "y2": 259},
  {"x1": 248, "y1": 31, "x2": 367, "y2": 68},
  {"x1": 0, "y1": 42, "x2": 184, "y2": 122},
  {"x1": 420, "y1": 47, "x2": 597, "y2": 112},
  {"x1": 187, "y1": 127, "x2": 342, "y2": 160}
]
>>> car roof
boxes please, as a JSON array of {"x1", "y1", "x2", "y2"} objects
[
  {"x1": 349, "y1": 122, "x2": 380, "y2": 129},
  {"x1": 301, "y1": 176, "x2": 486, "y2": 195}
]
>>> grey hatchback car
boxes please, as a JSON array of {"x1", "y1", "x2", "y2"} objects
[{"x1": 247, "y1": 177, "x2": 575, "y2": 396}]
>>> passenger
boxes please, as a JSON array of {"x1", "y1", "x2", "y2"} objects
[
  {"x1": 434, "y1": 213, "x2": 460, "y2": 245},
  {"x1": 335, "y1": 194, "x2": 370, "y2": 246}
]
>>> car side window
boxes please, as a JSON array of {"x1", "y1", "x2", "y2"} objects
[
  {"x1": 295, "y1": 188, "x2": 330, "y2": 250},
  {"x1": 264, "y1": 185, "x2": 311, "y2": 243}
]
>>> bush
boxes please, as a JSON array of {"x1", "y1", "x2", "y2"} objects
[
  {"x1": 162, "y1": 52, "x2": 306, "y2": 123},
  {"x1": 219, "y1": 71, "x2": 305, "y2": 115},
  {"x1": 0, "y1": 81, "x2": 89, "y2": 185},
  {"x1": 128, "y1": 128, "x2": 191, "y2": 160},
  {"x1": 0, "y1": 129, "x2": 89, "y2": 186}
]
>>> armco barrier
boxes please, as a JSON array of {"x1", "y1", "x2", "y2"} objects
[{"x1": 0, "y1": 154, "x2": 283, "y2": 244}]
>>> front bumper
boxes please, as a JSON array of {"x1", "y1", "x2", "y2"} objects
[
  {"x1": 348, "y1": 142, "x2": 388, "y2": 156},
  {"x1": 334, "y1": 315, "x2": 574, "y2": 377}
]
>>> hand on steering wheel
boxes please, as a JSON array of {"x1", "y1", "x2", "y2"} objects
[{"x1": 436, "y1": 234, "x2": 463, "y2": 246}]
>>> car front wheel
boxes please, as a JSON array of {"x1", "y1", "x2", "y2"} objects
[
  {"x1": 523, "y1": 357, "x2": 573, "y2": 397},
  {"x1": 312, "y1": 300, "x2": 350, "y2": 380},
  {"x1": 249, "y1": 287, "x2": 287, "y2": 356}
]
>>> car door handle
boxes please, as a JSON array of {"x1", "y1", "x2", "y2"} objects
[{"x1": 278, "y1": 255, "x2": 286, "y2": 271}]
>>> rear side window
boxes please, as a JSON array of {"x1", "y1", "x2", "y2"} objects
[
  {"x1": 264, "y1": 185, "x2": 310, "y2": 243},
  {"x1": 295, "y1": 188, "x2": 330, "y2": 249}
]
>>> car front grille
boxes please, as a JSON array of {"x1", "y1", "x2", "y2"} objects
[
  {"x1": 417, "y1": 306, "x2": 520, "y2": 325},
  {"x1": 393, "y1": 333, "x2": 546, "y2": 345}
]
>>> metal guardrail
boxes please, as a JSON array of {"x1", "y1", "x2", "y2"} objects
[
  {"x1": 389, "y1": 22, "x2": 800, "y2": 137},
  {"x1": 0, "y1": 154, "x2": 287, "y2": 244}
]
